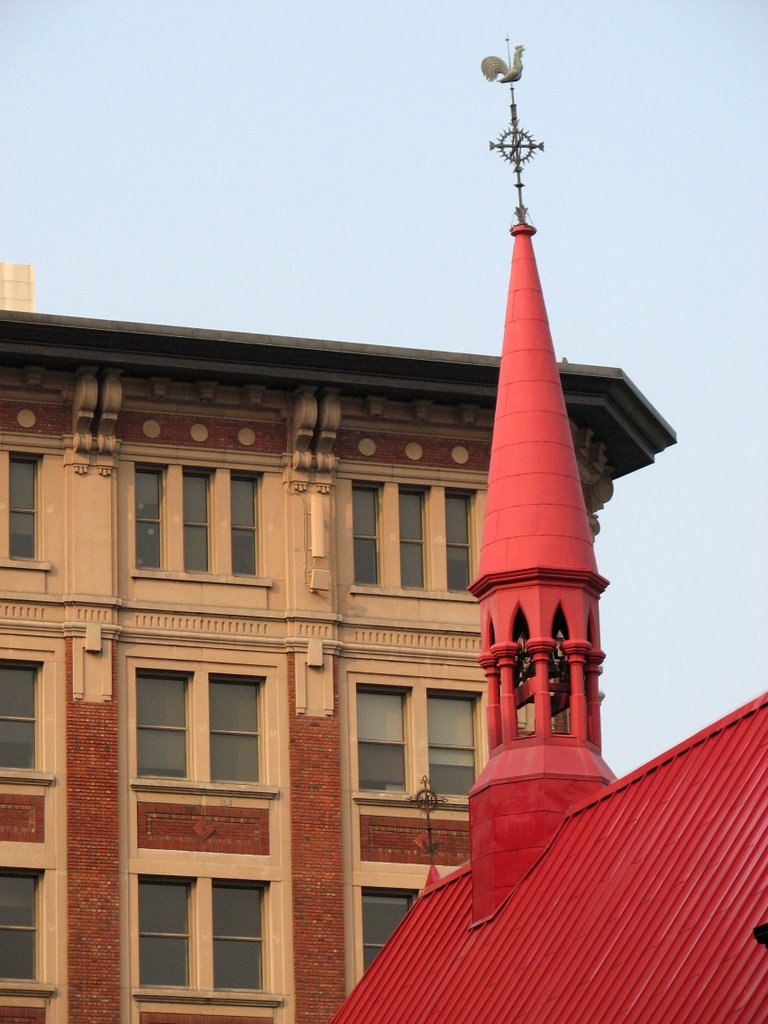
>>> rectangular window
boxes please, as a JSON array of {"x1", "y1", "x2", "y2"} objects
[
  {"x1": 209, "y1": 677, "x2": 260, "y2": 783},
  {"x1": 362, "y1": 890, "x2": 414, "y2": 971},
  {"x1": 399, "y1": 490, "x2": 424, "y2": 589},
  {"x1": 231, "y1": 477, "x2": 257, "y2": 576},
  {"x1": 0, "y1": 874, "x2": 36, "y2": 980},
  {"x1": 352, "y1": 486, "x2": 379, "y2": 585},
  {"x1": 445, "y1": 493, "x2": 471, "y2": 591},
  {"x1": 0, "y1": 664, "x2": 36, "y2": 769},
  {"x1": 135, "y1": 467, "x2": 163, "y2": 569},
  {"x1": 139, "y1": 879, "x2": 189, "y2": 987},
  {"x1": 357, "y1": 690, "x2": 405, "y2": 791},
  {"x1": 428, "y1": 694, "x2": 476, "y2": 796},
  {"x1": 183, "y1": 472, "x2": 209, "y2": 572},
  {"x1": 136, "y1": 674, "x2": 187, "y2": 778},
  {"x1": 213, "y1": 883, "x2": 263, "y2": 990},
  {"x1": 9, "y1": 458, "x2": 36, "y2": 559}
]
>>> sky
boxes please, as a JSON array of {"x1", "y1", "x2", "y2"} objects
[{"x1": 1, "y1": 0, "x2": 766, "y2": 777}]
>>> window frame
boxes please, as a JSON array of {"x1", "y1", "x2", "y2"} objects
[
  {"x1": 230, "y1": 475, "x2": 259, "y2": 577},
  {"x1": 9, "y1": 457, "x2": 38, "y2": 561},
  {"x1": 356, "y1": 687, "x2": 408, "y2": 793},
  {"x1": 208, "y1": 675, "x2": 261, "y2": 784},
  {"x1": 352, "y1": 484, "x2": 380, "y2": 586},
  {"x1": 361, "y1": 888, "x2": 415, "y2": 971},
  {"x1": 0, "y1": 662, "x2": 37, "y2": 771},
  {"x1": 182, "y1": 470, "x2": 210, "y2": 573},
  {"x1": 445, "y1": 491, "x2": 472, "y2": 592},
  {"x1": 136, "y1": 672, "x2": 188, "y2": 780},
  {"x1": 212, "y1": 881, "x2": 264, "y2": 990},
  {"x1": 398, "y1": 488, "x2": 425, "y2": 589},
  {"x1": 134, "y1": 465, "x2": 164, "y2": 569},
  {"x1": 427, "y1": 692, "x2": 477, "y2": 797},
  {"x1": 138, "y1": 878, "x2": 191, "y2": 988}
]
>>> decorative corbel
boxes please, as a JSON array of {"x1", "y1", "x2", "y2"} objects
[
  {"x1": 414, "y1": 399, "x2": 432, "y2": 423},
  {"x1": 315, "y1": 389, "x2": 341, "y2": 474},
  {"x1": 243, "y1": 384, "x2": 266, "y2": 407},
  {"x1": 570, "y1": 421, "x2": 614, "y2": 538},
  {"x1": 72, "y1": 367, "x2": 99, "y2": 456},
  {"x1": 197, "y1": 380, "x2": 218, "y2": 403},
  {"x1": 366, "y1": 395, "x2": 386, "y2": 419},
  {"x1": 96, "y1": 369, "x2": 123, "y2": 455},
  {"x1": 459, "y1": 403, "x2": 479, "y2": 426},
  {"x1": 291, "y1": 387, "x2": 317, "y2": 472}
]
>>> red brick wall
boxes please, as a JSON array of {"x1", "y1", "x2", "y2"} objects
[
  {"x1": 0, "y1": 1010, "x2": 46, "y2": 1023},
  {"x1": 140, "y1": 1016, "x2": 270, "y2": 1024},
  {"x1": 287, "y1": 653, "x2": 346, "y2": 1022},
  {"x1": 360, "y1": 814, "x2": 470, "y2": 866},
  {"x1": 335, "y1": 428, "x2": 490, "y2": 472},
  {"x1": 0, "y1": 399, "x2": 68, "y2": 435},
  {"x1": 0, "y1": 793, "x2": 44, "y2": 843},
  {"x1": 117, "y1": 410, "x2": 286, "y2": 453},
  {"x1": 137, "y1": 801, "x2": 269, "y2": 855},
  {"x1": 65, "y1": 636, "x2": 120, "y2": 1023}
]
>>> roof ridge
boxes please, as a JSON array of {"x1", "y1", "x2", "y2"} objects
[{"x1": 567, "y1": 690, "x2": 768, "y2": 817}]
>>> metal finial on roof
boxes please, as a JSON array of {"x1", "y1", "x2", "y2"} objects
[
  {"x1": 481, "y1": 43, "x2": 544, "y2": 227},
  {"x1": 409, "y1": 775, "x2": 446, "y2": 866}
]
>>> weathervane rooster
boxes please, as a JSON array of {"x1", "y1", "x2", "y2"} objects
[
  {"x1": 481, "y1": 42, "x2": 542, "y2": 227},
  {"x1": 481, "y1": 45, "x2": 524, "y2": 84}
]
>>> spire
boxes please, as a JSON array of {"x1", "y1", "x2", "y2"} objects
[{"x1": 469, "y1": 51, "x2": 613, "y2": 924}]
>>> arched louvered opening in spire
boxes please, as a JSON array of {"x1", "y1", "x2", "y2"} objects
[
  {"x1": 511, "y1": 608, "x2": 535, "y2": 735},
  {"x1": 550, "y1": 606, "x2": 571, "y2": 735}
]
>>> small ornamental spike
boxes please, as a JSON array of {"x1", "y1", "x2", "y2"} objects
[{"x1": 481, "y1": 41, "x2": 544, "y2": 227}]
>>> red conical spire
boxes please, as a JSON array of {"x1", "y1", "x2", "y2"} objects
[
  {"x1": 468, "y1": 225, "x2": 614, "y2": 923},
  {"x1": 475, "y1": 224, "x2": 597, "y2": 585}
]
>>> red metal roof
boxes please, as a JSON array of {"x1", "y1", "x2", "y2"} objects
[{"x1": 333, "y1": 693, "x2": 768, "y2": 1023}]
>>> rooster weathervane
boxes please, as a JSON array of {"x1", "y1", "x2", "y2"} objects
[{"x1": 481, "y1": 40, "x2": 544, "y2": 227}]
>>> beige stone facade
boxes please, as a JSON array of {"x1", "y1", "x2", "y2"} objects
[{"x1": 0, "y1": 311, "x2": 675, "y2": 1023}]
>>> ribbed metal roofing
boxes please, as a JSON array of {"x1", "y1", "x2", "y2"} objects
[{"x1": 333, "y1": 693, "x2": 768, "y2": 1023}]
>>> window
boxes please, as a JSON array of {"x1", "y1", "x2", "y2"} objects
[
  {"x1": 231, "y1": 477, "x2": 258, "y2": 575},
  {"x1": 213, "y1": 883, "x2": 263, "y2": 989},
  {"x1": 352, "y1": 486, "x2": 379, "y2": 585},
  {"x1": 357, "y1": 690, "x2": 405, "y2": 791},
  {"x1": 428, "y1": 695, "x2": 476, "y2": 796},
  {"x1": 135, "y1": 467, "x2": 163, "y2": 568},
  {"x1": 183, "y1": 472, "x2": 209, "y2": 572},
  {"x1": 0, "y1": 664, "x2": 35, "y2": 769},
  {"x1": 139, "y1": 879, "x2": 189, "y2": 987},
  {"x1": 362, "y1": 890, "x2": 414, "y2": 970},
  {"x1": 399, "y1": 490, "x2": 424, "y2": 588},
  {"x1": 0, "y1": 875, "x2": 36, "y2": 980},
  {"x1": 9, "y1": 458, "x2": 36, "y2": 559},
  {"x1": 137, "y1": 674, "x2": 187, "y2": 778},
  {"x1": 209, "y1": 677, "x2": 260, "y2": 783},
  {"x1": 445, "y1": 493, "x2": 471, "y2": 591}
]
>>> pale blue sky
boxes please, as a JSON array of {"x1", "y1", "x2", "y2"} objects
[{"x1": 2, "y1": 0, "x2": 766, "y2": 776}]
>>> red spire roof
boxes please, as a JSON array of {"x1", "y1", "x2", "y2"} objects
[{"x1": 476, "y1": 224, "x2": 597, "y2": 585}]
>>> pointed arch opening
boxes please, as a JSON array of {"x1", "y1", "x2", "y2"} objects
[
  {"x1": 511, "y1": 608, "x2": 534, "y2": 735},
  {"x1": 550, "y1": 605, "x2": 571, "y2": 735}
]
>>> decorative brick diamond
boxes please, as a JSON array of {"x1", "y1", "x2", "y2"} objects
[{"x1": 193, "y1": 819, "x2": 216, "y2": 840}]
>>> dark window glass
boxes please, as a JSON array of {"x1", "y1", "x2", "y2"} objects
[
  {"x1": 135, "y1": 468, "x2": 162, "y2": 568},
  {"x1": 428, "y1": 695, "x2": 475, "y2": 795},
  {"x1": 9, "y1": 459, "x2": 36, "y2": 560},
  {"x1": 362, "y1": 891, "x2": 413, "y2": 971},
  {"x1": 209, "y1": 678, "x2": 259, "y2": 782},
  {"x1": 213, "y1": 883, "x2": 263, "y2": 989},
  {"x1": 0, "y1": 874, "x2": 36, "y2": 979},
  {"x1": 0, "y1": 665, "x2": 35, "y2": 769},
  {"x1": 352, "y1": 486, "x2": 379, "y2": 585},
  {"x1": 231, "y1": 477, "x2": 257, "y2": 575},
  {"x1": 357, "y1": 690, "x2": 405, "y2": 791},
  {"x1": 399, "y1": 491, "x2": 424, "y2": 589},
  {"x1": 137, "y1": 675, "x2": 187, "y2": 778},
  {"x1": 183, "y1": 473, "x2": 209, "y2": 572},
  {"x1": 445, "y1": 493, "x2": 471, "y2": 591},
  {"x1": 139, "y1": 880, "x2": 189, "y2": 986}
]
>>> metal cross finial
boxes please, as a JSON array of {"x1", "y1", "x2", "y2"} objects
[
  {"x1": 481, "y1": 44, "x2": 544, "y2": 227},
  {"x1": 409, "y1": 775, "x2": 446, "y2": 866}
]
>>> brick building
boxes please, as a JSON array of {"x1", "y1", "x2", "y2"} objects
[{"x1": 0, "y1": 307, "x2": 673, "y2": 1022}]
